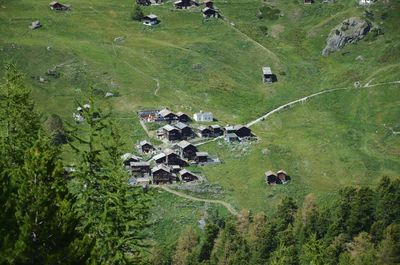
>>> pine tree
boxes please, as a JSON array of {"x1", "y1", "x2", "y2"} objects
[
  {"x1": 173, "y1": 226, "x2": 199, "y2": 265},
  {"x1": 69, "y1": 91, "x2": 150, "y2": 264},
  {"x1": 0, "y1": 63, "x2": 41, "y2": 262},
  {"x1": 377, "y1": 224, "x2": 400, "y2": 265},
  {"x1": 11, "y1": 136, "x2": 80, "y2": 264},
  {"x1": 346, "y1": 232, "x2": 376, "y2": 265},
  {"x1": 300, "y1": 233, "x2": 327, "y2": 265}
]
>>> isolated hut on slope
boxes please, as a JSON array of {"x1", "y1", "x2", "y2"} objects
[{"x1": 49, "y1": 1, "x2": 71, "y2": 11}]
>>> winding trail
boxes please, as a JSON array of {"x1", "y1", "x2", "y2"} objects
[
  {"x1": 246, "y1": 80, "x2": 400, "y2": 128},
  {"x1": 156, "y1": 186, "x2": 239, "y2": 216}
]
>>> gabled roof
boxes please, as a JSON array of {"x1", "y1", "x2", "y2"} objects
[
  {"x1": 277, "y1": 170, "x2": 287, "y2": 175},
  {"x1": 162, "y1": 124, "x2": 177, "y2": 132},
  {"x1": 159, "y1": 108, "x2": 173, "y2": 117},
  {"x1": 139, "y1": 140, "x2": 153, "y2": 146},
  {"x1": 175, "y1": 122, "x2": 189, "y2": 130},
  {"x1": 262, "y1": 67, "x2": 272, "y2": 75},
  {"x1": 130, "y1": 161, "x2": 150, "y2": 167},
  {"x1": 152, "y1": 153, "x2": 166, "y2": 161},
  {"x1": 198, "y1": 125, "x2": 211, "y2": 131},
  {"x1": 196, "y1": 152, "x2": 208, "y2": 157},
  {"x1": 164, "y1": 148, "x2": 177, "y2": 156},
  {"x1": 152, "y1": 164, "x2": 171, "y2": 173},
  {"x1": 226, "y1": 132, "x2": 238, "y2": 138},
  {"x1": 179, "y1": 169, "x2": 199, "y2": 177},
  {"x1": 177, "y1": 140, "x2": 194, "y2": 149},
  {"x1": 210, "y1": 124, "x2": 221, "y2": 129},
  {"x1": 176, "y1": 111, "x2": 188, "y2": 117},
  {"x1": 121, "y1": 153, "x2": 142, "y2": 161},
  {"x1": 265, "y1": 170, "x2": 277, "y2": 177},
  {"x1": 146, "y1": 14, "x2": 158, "y2": 20},
  {"x1": 204, "y1": 0, "x2": 213, "y2": 3}
]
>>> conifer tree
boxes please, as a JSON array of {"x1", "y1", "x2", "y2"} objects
[
  {"x1": 173, "y1": 226, "x2": 199, "y2": 265},
  {"x1": 131, "y1": 3, "x2": 144, "y2": 21},
  {"x1": 0, "y1": 63, "x2": 41, "y2": 261},
  {"x1": 69, "y1": 91, "x2": 150, "y2": 264},
  {"x1": 11, "y1": 136, "x2": 80, "y2": 264}
]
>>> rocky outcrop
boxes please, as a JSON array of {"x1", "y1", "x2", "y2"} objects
[{"x1": 322, "y1": 17, "x2": 371, "y2": 56}]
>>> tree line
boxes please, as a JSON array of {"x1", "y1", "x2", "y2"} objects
[
  {"x1": 0, "y1": 64, "x2": 150, "y2": 265},
  {"x1": 162, "y1": 177, "x2": 400, "y2": 265}
]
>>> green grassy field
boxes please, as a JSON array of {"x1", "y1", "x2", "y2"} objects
[{"x1": 1, "y1": 0, "x2": 399, "y2": 222}]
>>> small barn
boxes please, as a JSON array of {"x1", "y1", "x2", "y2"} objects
[
  {"x1": 198, "y1": 126, "x2": 212, "y2": 138},
  {"x1": 176, "y1": 112, "x2": 190, "y2": 123},
  {"x1": 193, "y1": 111, "x2": 213, "y2": 122},
  {"x1": 202, "y1": 7, "x2": 219, "y2": 18},
  {"x1": 152, "y1": 165, "x2": 174, "y2": 184},
  {"x1": 179, "y1": 169, "x2": 200, "y2": 182},
  {"x1": 195, "y1": 152, "x2": 209, "y2": 163},
  {"x1": 161, "y1": 124, "x2": 181, "y2": 141},
  {"x1": 304, "y1": 0, "x2": 313, "y2": 4},
  {"x1": 49, "y1": 1, "x2": 71, "y2": 11},
  {"x1": 225, "y1": 133, "x2": 239, "y2": 143},
  {"x1": 158, "y1": 109, "x2": 177, "y2": 121},
  {"x1": 121, "y1": 153, "x2": 142, "y2": 167},
  {"x1": 143, "y1": 14, "x2": 160, "y2": 26},
  {"x1": 130, "y1": 161, "x2": 151, "y2": 175},
  {"x1": 262, "y1": 67, "x2": 274, "y2": 83},
  {"x1": 265, "y1": 171, "x2": 278, "y2": 185},
  {"x1": 152, "y1": 153, "x2": 167, "y2": 164},
  {"x1": 138, "y1": 140, "x2": 155, "y2": 154},
  {"x1": 234, "y1": 125, "x2": 252, "y2": 138},
  {"x1": 29, "y1": 21, "x2": 42, "y2": 30},
  {"x1": 277, "y1": 170, "x2": 290, "y2": 184},
  {"x1": 204, "y1": 0, "x2": 214, "y2": 8},
  {"x1": 164, "y1": 149, "x2": 187, "y2": 166},
  {"x1": 175, "y1": 122, "x2": 193, "y2": 139},
  {"x1": 174, "y1": 0, "x2": 199, "y2": 9},
  {"x1": 210, "y1": 125, "x2": 223, "y2": 136},
  {"x1": 176, "y1": 140, "x2": 198, "y2": 160}
]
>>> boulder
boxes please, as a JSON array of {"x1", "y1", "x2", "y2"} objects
[{"x1": 322, "y1": 17, "x2": 371, "y2": 56}]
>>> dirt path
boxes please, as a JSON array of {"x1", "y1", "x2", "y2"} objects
[
  {"x1": 139, "y1": 120, "x2": 151, "y2": 138},
  {"x1": 246, "y1": 80, "x2": 400, "y2": 128},
  {"x1": 153, "y1": 78, "x2": 160, "y2": 96},
  {"x1": 157, "y1": 186, "x2": 239, "y2": 216}
]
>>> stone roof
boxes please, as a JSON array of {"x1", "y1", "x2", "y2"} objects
[
  {"x1": 262, "y1": 67, "x2": 272, "y2": 75},
  {"x1": 265, "y1": 170, "x2": 277, "y2": 177},
  {"x1": 152, "y1": 164, "x2": 171, "y2": 173},
  {"x1": 196, "y1": 152, "x2": 208, "y2": 157}
]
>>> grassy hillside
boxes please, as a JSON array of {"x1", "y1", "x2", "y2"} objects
[{"x1": 1, "y1": 0, "x2": 399, "y2": 217}]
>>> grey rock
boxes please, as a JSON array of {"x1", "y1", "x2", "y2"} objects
[
  {"x1": 355, "y1": 55, "x2": 364, "y2": 61},
  {"x1": 113, "y1": 36, "x2": 125, "y2": 45},
  {"x1": 322, "y1": 17, "x2": 371, "y2": 56}
]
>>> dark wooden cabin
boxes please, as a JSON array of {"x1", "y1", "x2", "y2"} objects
[
  {"x1": 265, "y1": 171, "x2": 278, "y2": 185},
  {"x1": 202, "y1": 7, "x2": 219, "y2": 18},
  {"x1": 198, "y1": 126, "x2": 212, "y2": 138},
  {"x1": 179, "y1": 169, "x2": 200, "y2": 182},
  {"x1": 204, "y1": 0, "x2": 213, "y2": 8},
  {"x1": 174, "y1": 0, "x2": 199, "y2": 9},
  {"x1": 161, "y1": 124, "x2": 181, "y2": 141},
  {"x1": 152, "y1": 165, "x2": 174, "y2": 184},
  {"x1": 49, "y1": 1, "x2": 71, "y2": 11},
  {"x1": 158, "y1": 109, "x2": 177, "y2": 121},
  {"x1": 176, "y1": 112, "x2": 190, "y2": 123},
  {"x1": 195, "y1": 152, "x2": 208, "y2": 163},
  {"x1": 175, "y1": 122, "x2": 193, "y2": 139},
  {"x1": 210, "y1": 125, "x2": 223, "y2": 136},
  {"x1": 130, "y1": 161, "x2": 151, "y2": 175},
  {"x1": 176, "y1": 140, "x2": 198, "y2": 160},
  {"x1": 138, "y1": 140, "x2": 155, "y2": 154}
]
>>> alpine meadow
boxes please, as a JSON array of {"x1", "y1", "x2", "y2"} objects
[{"x1": 0, "y1": 0, "x2": 399, "y2": 264}]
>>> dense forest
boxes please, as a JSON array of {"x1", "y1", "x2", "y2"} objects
[{"x1": 1, "y1": 64, "x2": 399, "y2": 264}]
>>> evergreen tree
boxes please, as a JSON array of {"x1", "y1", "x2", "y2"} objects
[
  {"x1": 377, "y1": 224, "x2": 400, "y2": 265},
  {"x1": 44, "y1": 114, "x2": 68, "y2": 145},
  {"x1": 173, "y1": 226, "x2": 199, "y2": 265},
  {"x1": 0, "y1": 63, "x2": 41, "y2": 262},
  {"x1": 199, "y1": 222, "x2": 220, "y2": 262},
  {"x1": 69, "y1": 91, "x2": 150, "y2": 264},
  {"x1": 346, "y1": 232, "x2": 376, "y2": 265},
  {"x1": 300, "y1": 233, "x2": 326, "y2": 265},
  {"x1": 11, "y1": 136, "x2": 80, "y2": 264}
]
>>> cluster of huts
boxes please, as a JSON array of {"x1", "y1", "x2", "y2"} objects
[
  {"x1": 123, "y1": 139, "x2": 215, "y2": 186},
  {"x1": 265, "y1": 170, "x2": 290, "y2": 185},
  {"x1": 173, "y1": 0, "x2": 219, "y2": 18},
  {"x1": 29, "y1": 1, "x2": 70, "y2": 30},
  {"x1": 137, "y1": 0, "x2": 220, "y2": 26}
]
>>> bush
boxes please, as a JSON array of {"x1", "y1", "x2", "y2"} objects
[{"x1": 131, "y1": 3, "x2": 144, "y2": 21}]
